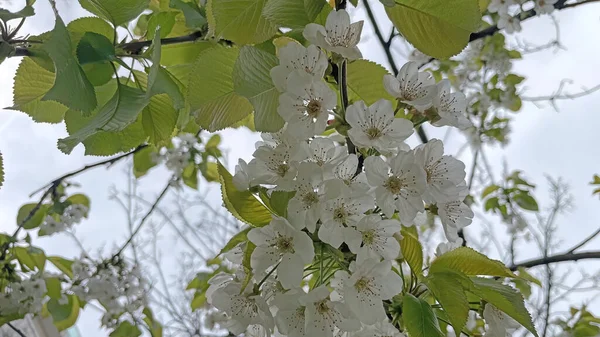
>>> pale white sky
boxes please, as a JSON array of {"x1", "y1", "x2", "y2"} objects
[{"x1": 0, "y1": 0, "x2": 599, "y2": 336}]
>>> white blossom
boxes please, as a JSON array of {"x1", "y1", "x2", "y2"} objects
[
  {"x1": 0, "y1": 277, "x2": 47, "y2": 316},
  {"x1": 274, "y1": 290, "x2": 308, "y2": 337},
  {"x1": 344, "y1": 214, "x2": 401, "y2": 263},
  {"x1": 299, "y1": 137, "x2": 346, "y2": 180},
  {"x1": 346, "y1": 99, "x2": 414, "y2": 154},
  {"x1": 271, "y1": 43, "x2": 328, "y2": 92},
  {"x1": 364, "y1": 153, "x2": 426, "y2": 224},
  {"x1": 303, "y1": 9, "x2": 363, "y2": 60},
  {"x1": 40, "y1": 204, "x2": 89, "y2": 235},
  {"x1": 413, "y1": 139, "x2": 467, "y2": 203},
  {"x1": 534, "y1": 0, "x2": 557, "y2": 14},
  {"x1": 483, "y1": 304, "x2": 521, "y2": 337},
  {"x1": 287, "y1": 163, "x2": 327, "y2": 231},
  {"x1": 278, "y1": 71, "x2": 337, "y2": 140},
  {"x1": 383, "y1": 62, "x2": 437, "y2": 111},
  {"x1": 211, "y1": 282, "x2": 274, "y2": 335},
  {"x1": 438, "y1": 185, "x2": 474, "y2": 242},
  {"x1": 334, "y1": 154, "x2": 370, "y2": 194},
  {"x1": 248, "y1": 216, "x2": 315, "y2": 289},
  {"x1": 488, "y1": 0, "x2": 513, "y2": 15},
  {"x1": 301, "y1": 286, "x2": 361, "y2": 337},
  {"x1": 333, "y1": 259, "x2": 403, "y2": 325},
  {"x1": 350, "y1": 320, "x2": 406, "y2": 337},
  {"x1": 248, "y1": 143, "x2": 298, "y2": 189},
  {"x1": 431, "y1": 80, "x2": 472, "y2": 130},
  {"x1": 497, "y1": 14, "x2": 522, "y2": 34},
  {"x1": 233, "y1": 159, "x2": 253, "y2": 191}
]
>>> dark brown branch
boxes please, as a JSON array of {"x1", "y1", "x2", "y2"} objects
[
  {"x1": 509, "y1": 251, "x2": 600, "y2": 271},
  {"x1": 119, "y1": 30, "x2": 204, "y2": 55}
]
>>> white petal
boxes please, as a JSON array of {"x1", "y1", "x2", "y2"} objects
[
  {"x1": 303, "y1": 23, "x2": 326, "y2": 46},
  {"x1": 318, "y1": 221, "x2": 346, "y2": 248},
  {"x1": 364, "y1": 156, "x2": 389, "y2": 186},
  {"x1": 278, "y1": 253, "x2": 305, "y2": 289}
]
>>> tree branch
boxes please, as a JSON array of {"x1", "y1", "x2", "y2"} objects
[
  {"x1": 566, "y1": 227, "x2": 600, "y2": 254},
  {"x1": 7, "y1": 323, "x2": 27, "y2": 337},
  {"x1": 119, "y1": 31, "x2": 204, "y2": 55},
  {"x1": 509, "y1": 251, "x2": 600, "y2": 270}
]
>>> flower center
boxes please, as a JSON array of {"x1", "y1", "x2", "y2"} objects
[
  {"x1": 306, "y1": 99, "x2": 322, "y2": 118},
  {"x1": 365, "y1": 127, "x2": 383, "y2": 140},
  {"x1": 384, "y1": 176, "x2": 404, "y2": 195},
  {"x1": 276, "y1": 163, "x2": 289, "y2": 177},
  {"x1": 302, "y1": 191, "x2": 319, "y2": 206},
  {"x1": 362, "y1": 229, "x2": 375, "y2": 244},
  {"x1": 333, "y1": 206, "x2": 347, "y2": 222},
  {"x1": 275, "y1": 236, "x2": 294, "y2": 253},
  {"x1": 315, "y1": 300, "x2": 330, "y2": 314}
]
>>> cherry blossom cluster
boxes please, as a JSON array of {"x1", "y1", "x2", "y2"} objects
[
  {"x1": 70, "y1": 258, "x2": 147, "y2": 328},
  {"x1": 488, "y1": 0, "x2": 558, "y2": 34},
  {"x1": 0, "y1": 277, "x2": 47, "y2": 316},
  {"x1": 207, "y1": 9, "x2": 475, "y2": 337},
  {"x1": 40, "y1": 204, "x2": 89, "y2": 235},
  {"x1": 152, "y1": 133, "x2": 199, "y2": 178}
]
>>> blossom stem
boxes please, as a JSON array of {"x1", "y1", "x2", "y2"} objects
[{"x1": 256, "y1": 261, "x2": 281, "y2": 289}]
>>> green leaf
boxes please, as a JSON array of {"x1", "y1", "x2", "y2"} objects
[
  {"x1": 517, "y1": 267, "x2": 542, "y2": 287},
  {"x1": 217, "y1": 162, "x2": 272, "y2": 226},
  {"x1": 403, "y1": 294, "x2": 445, "y2": 337},
  {"x1": 481, "y1": 184, "x2": 500, "y2": 198},
  {"x1": 385, "y1": 0, "x2": 481, "y2": 59},
  {"x1": 206, "y1": 134, "x2": 221, "y2": 149},
  {"x1": 47, "y1": 295, "x2": 80, "y2": 331},
  {"x1": 79, "y1": 0, "x2": 149, "y2": 26},
  {"x1": 207, "y1": 0, "x2": 278, "y2": 45},
  {"x1": 426, "y1": 270, "x2": 471, "y2": 335},
  {"x1": 190, "y1": 292, "x2": 206, "y2": 310},
  {"x1": 200, "y1": 162, "x2": 220, "y2": 182},
  {"x1": 142, "y1": 307, "x2": 163, "y2": 337},
  {"x1": 45, "y1": 277, "x2": 63, "y2": 300},
  {"x1": 346, "y1": 59, "x2": 395, "y2": 105},
  {"x1": 186, "y1": 272, "x2": 213, "y2": 290},
  {"x1": 269, "y1": 190, "x2": 296, "y2": 217},
  {"x1": 262, "y1": 0, "x2": 325, "y2": 28},
  {"x1": 42, "y1": 15, "x2": 97, "y2": 113},
  {"x1": 188, "y1": 46, "x2": 254, "y2": 131},
  {"x1": 233, "y1": 45, "x2": 284, "y2": 132},
  {"x1": 48, "y1": 256, "x2": 74, "y2": 279},
  {"x1": 142, "y1": 95, "x2": 178, "y2": 145},
  {"x1": 66, "y1": 194, "x2": 91, "y2": 211},
  {"x1": 17, "y1": 203, "x2": 48, "y2": 230},
  {"x1": 11, "y1": 58, "x2": 69, "y2": 123},
  {"x1": 430, "y1": 247, "x2": 516, "y2": 277},
  {"x1": 147, "y1": 11, "x2": 178, "y2": 38},
  {"x1": 63, "y1": 79, "x2": 146, "y2": 156},
  {"x1": 514, "y1": 192, "x2": 539, "y2": 211},
  {"x1": 505, "y1": 74, "x2": 525, "y2": 86},
  {"x1": 217, "y1": 227, "x2": 251, "y2": 256},
  {"x1": 14, "y1": 246, "x2": 46, "y2": 271},
  {"x1": 76, "y1": 32, "x2": 116, "y2": 65},
  {"x1": 182, "y1": 163, "x2": 198, "y2": 189},
  {"x1": 0, "y1": 40, "x2": 14, "y2": 65},
  {"x1": 469, "y1": 277, "x2": 538, "y2": 336},
  {"x1": 0, "y1": 5, "x2": 34, "y2": 22},
  {"x1": 58, "y1": 83, "x2": 148, "y2": 154},
  {"x1": 484, "y1": 196, "x2": 499, "y2": 211},
  {"x1": 110, "y1": 321, "x2": 142, "y2": 337},
  {"x1": 170, "y1": 0, "x2": 207, "y2": 28},
  {"x1": 400, "y1": 225, "x2": 423, "y2": 276},
  {"x1": 133, "y1": 146, "x2": 158, "y2": 178}
]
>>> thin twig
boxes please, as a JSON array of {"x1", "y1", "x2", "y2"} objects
[
  {"x1": 566, "y1": 227, "x2": 600, "y2": 254},
  {"x1": 7, "y1": 323, "x2": 27, "y2": 337},
  {"x1": 509, "y1": 251, "x2": 600, "y2": 270}
]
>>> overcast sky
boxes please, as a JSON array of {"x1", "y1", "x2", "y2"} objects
[{"x1": 0, "y1": 0, "x2": 599, "y2": 336}]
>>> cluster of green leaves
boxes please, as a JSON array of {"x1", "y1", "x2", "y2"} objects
[
  {"x1": 554, "y1": 306, "x2": 600, "y2": 337},
  {"x1": 482, "y1": 170, "x2": 539, "y2": 220}
]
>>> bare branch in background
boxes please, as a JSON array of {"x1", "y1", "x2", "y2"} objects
[{"x1": 521, "y1": 80, "x2": 600, "y2": 110}]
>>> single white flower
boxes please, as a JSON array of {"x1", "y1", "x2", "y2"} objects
[
  {"x1": 278, "y1": 71, "x2": 337, "y2": 140},
  {"x1": 497, "y1": 14, "x2": 521, "y2": 34},
  {"x1": 364, "y1": 153, "x2": 426, "y2": 223},
  {"x1": 318, "y1": 181, "x2": 375, "y2": 248},
  {"x1": 301, "y1": 286, "x2": 361, "y2": 337},
  {"x1": 350, "y1": 320, "x2": 406, "y2": 337},
  {"x1": 413, "y1": 139, "x2": 467, "y2": 203},
  {"x1": 534, "y1": 0, "x2": 557, "y2": 14},
  {"x1": 431, "y1": 80, "x2": 472, "y2": 130},
  {"x1": 483, "y1": 304, "x2": 521, "y2": 337},
  {"x1": 303, "y1": 9, "x2": 364, "y2": 60},
  {"x1": 344, "y1": 214, "x2": 401, "y2": 263},
  {"x1": 383, "y1": 62, "x2": 436, "y2": 111},
  {"x1": 435, "y1": 238, "x2": 464, "y2": 256},
  {"x1": 233, "y1": 159, "x2": 253, "y2": 191},
  {"x1": 333, "y1": 259, "x2": 403, "y2": 325},
  {"x1": 346, "y1": 99, "x2": 414, "y2": 154},
  {"x1": 300, "y1": 137, "x2": 346, "y2": 180},
  {"x1": 437, "y1": 185, "x2": 474, "y2": 242},
  {"x1": 334, "y1": 154, "x2": 370, "y2": 194},
  {"x1": 274, "y1": 290, "x2": 308, "y2": 337},
  {"x1": 248, "y1": 144, "x2": 297, "y2": 189},
  {"x1": 210, "y1": 282, "x2": 274, "y2": 335},
  {"x1": 488, "y1": 0, "x2": 513, "y2": 14},
  {"x1": 287, "y1": 162, "x2": 327, "y2": 232},
  {"x1": 248, "y1": 217, "x2": 315, "y2": 289},
  {"x1": 271, "y1": 43, "x2": 328, "y2": 92}
]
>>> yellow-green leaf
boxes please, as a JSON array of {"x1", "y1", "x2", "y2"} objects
[
  {"x1": 133, "y1": 146, "x2": 158, "y2": 178},
  {"x1": 78, "y1": 0, "x2": 149, "y2": 26},
  {"x1": 45, "y1": 277, "x2": 63, "y2": 300},
  {"x1": 207, "y1": 0, "x2": 278, "y2": 45},
  {"x1": 385, "y1": 0, "x2": 481, "y2": 59},
  {"x1": 47, "y1": 294, "x2": 80, "y2": 331},
  {"x1": 430, "y1": 246, "x2": 516, "y2": 277},
  {"x1": 426, "y1": 270, "x2": 472, "y2": 334},
  {"x1": 188, "y1": 46, "x2": 254, "y2": 131},
  {"x1": 17, "y1": 203, "x2": 48, "y2": 230},
  {"x1": 217, "y1": 162, "x2": 272, "y2": 226},
  {"x1": 48, "y1": 256, "x2": 74, "y2": 279},
  {"x1": 190, "y1": 292, "x2": 207, "y2": 310},
  {"x1": 403, "y1": 294, "x2": 445, "y2": 337},
  {"x1": 217, "y1": 227, "x2": 251, "y2": 257},
  {"x1": 400, "y1": 225, "x2": 423, "y2": 275},
  {"x1": 346, "y1": 59, "x2": 394, "y2": 105},
  {"x1": 262, "y1": 0, "x2": 325, "y2": 28}
]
